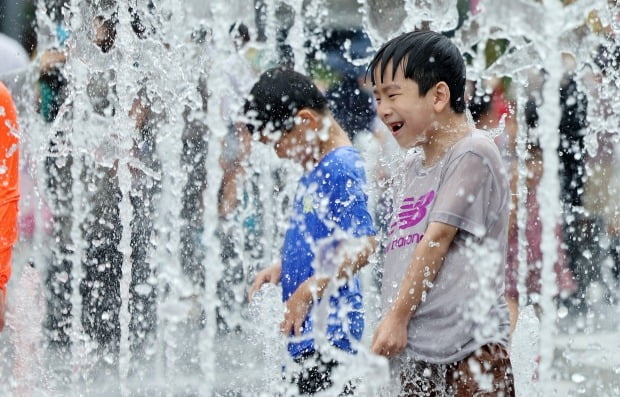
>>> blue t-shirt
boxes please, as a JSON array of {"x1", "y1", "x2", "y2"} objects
[{"x1": 280, "y1": 146, "x2": 376, "y2": 358}]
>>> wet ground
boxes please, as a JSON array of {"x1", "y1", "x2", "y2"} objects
[{"x1": 1, "y1": 263, "x2": 619, "y2": 396}]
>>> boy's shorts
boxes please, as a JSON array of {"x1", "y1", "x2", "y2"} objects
[
  {"x1": 291, "y1": 351, "x2": 354, "y2": 396},
  {"x1": 400, "y1": 343, "x2": 515, "y2": 397}
]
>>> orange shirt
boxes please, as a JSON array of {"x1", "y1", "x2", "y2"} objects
[{"x1": 0, "y1": 82, "x2": 19, "y2": 292}]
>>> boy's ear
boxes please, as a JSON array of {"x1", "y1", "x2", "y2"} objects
[
  {"x1": 295, "y1": 108, "x2": 321, "y2": 131},
  {"x1": 433, "y1": 82, "x2": 451, "y2": 113}
]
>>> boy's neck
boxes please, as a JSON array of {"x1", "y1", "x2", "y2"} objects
[
  {"x1": 304, "y1": 117, "x2": 351, "y2": 170},
  {"x1": 421, "y1": 114, "x2": 471, "y2": 167}
]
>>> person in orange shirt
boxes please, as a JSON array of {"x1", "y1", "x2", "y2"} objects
[{"x1": 0, "y1": 81, "x2": 19, "y2": 332}]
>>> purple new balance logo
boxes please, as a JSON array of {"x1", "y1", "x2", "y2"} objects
[{"x1": 388, "y1": 190, "x2": 435, "y2": 236}]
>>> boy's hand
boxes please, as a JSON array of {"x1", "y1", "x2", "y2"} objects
[
  {"x1": 280, "y1": 283, "x2": 312, "y2": 337},
  {"x1": 371, "y1": 311, "x2": 409, "y2": 358},
  {"x1": 248, "y1": 262, "x2": 282, "y2": 301}
]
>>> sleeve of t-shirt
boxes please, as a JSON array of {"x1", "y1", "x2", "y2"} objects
[
  {"x1": 429, "y1": 151, "x2": 494, "y2": 237},
  {"x1": 329, "y1": 166, "x2": 376, "y2": 238}
]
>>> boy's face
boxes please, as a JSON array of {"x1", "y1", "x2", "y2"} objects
[
  {"x1": 259, "y1": 121, "x2": 311, "y2": 162},
  {"x1": 373, "y1": 63, "x2": 436, "y2": 149}
]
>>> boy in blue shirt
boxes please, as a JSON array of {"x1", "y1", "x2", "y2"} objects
[{"x1": 245, "y1": 67, "x2": 377, "y2": 395}]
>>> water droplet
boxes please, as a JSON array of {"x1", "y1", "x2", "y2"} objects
[
  {"x1": 557, "y1": 305, "x2": 568, "y2": 319},
  {"x1": 56, "y1": 271, "x2": 69, "y2": 283},
  {"x1": 135, "y1": 283, "x2": 153, "y2": 296},
  {"x1": 571, "y1": 373, "x2": 586, "y2": 383}
]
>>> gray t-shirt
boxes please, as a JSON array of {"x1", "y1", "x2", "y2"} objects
[{"x1": 381, "y1": 130, "x2": 511, "y2": 365}]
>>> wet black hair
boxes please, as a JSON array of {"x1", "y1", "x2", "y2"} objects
[
  {"x1": 93, "y1": 13, "x2": 118, "y2": 53},
  {"x1": 368, "y1": 30, "x2": 466, "y2": 113},
  {"x1": 524, "y1": 96, "x2": 539, "y2": 129},
  {"x1": 130, "y1": 2, "x2": 156, "y2": 39},
  {"x1": 242, "y1": 67, "x2": 328, "y2": 135},
  {"x1": 525, "y1": 95, "x2": 541, "y2": 150},
  {"x1": 594, "y1": 42, "x2": 620, "y2": 77},
  {"x1": 229, "y1": 22, "x2": 250, "y2": 44},
  {"x1": 129, "y1": 7, "x2": 147, "y2": 39},
  {"x1": 468, "y1": 91, "x2": 492, "y2": 124}
]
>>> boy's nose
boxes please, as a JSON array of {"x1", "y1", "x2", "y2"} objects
[{"x1": 377, "y1": 101, "x2": 392, "y2": 121}]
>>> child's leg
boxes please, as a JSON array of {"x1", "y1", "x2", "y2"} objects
[
  {"x1": 399, "y1": 359, "x2": 447, "y2": 397},
  {"x1": 446, "y1": 343, "x2": 515, "y2": 397},
  {"x1": 291, "y1": 351, "x2": 340, "y2": 395},
  {"x1": 290, "y1": 351, "x2": 356, "y2": 396}
]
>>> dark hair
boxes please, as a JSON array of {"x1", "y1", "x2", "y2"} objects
[
  {"x1": 368, "y1": 30, "x2": 466, "y2": 113},
  {"x1": 229, "y1": 22, "x2": 250, "y2": 44},
  {"x1": 326, "y1": 74, "x2": 375, "y2": 140},
  {"x1": 93, "y1": 14, "x2": 118, "y2": 53},
  {"x1": 243, "y1": 67, "x2": 328, "y2": 135},
  {"x1": 129, "y1": 7, "x2": 147, "y2": 39},
  {"x1": 594, "y1": 42, "x2": 620, "y2": 77},
  {"x1": 468, "y1": 91, "x2": 492, "y2": 124},
  {"x1": 524, "y1": 96, "x2": 539, "y2": 129}
]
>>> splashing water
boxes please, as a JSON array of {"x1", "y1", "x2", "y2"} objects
[{"x1": 0, "y1": 0, "x2": 619, "y2": 396}]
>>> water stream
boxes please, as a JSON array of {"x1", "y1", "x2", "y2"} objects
[{"x1": 0, "y1": 0, "x2": 619, "y2": 396}]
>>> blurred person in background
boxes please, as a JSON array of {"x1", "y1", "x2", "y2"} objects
[
  {"x1": 37, "y1": 24, "x2": 74, "y2": 362},
  {"x1": 217, "y1": 21, "x2": 265, "y2": 333},
  {"x1": 0, "y1": 82, "x2": 19, "y2": 332},
  {"x1": 0, "y1": 77, "x2": 48, "y2": 397},
  {"x1": 504, "y1": 97, "x2": 576, "y2": 332},
  {"x1": 0, "y1": 26, "x2": 51, "y2": 395},
  {"x1": 0, "y1": 28, "x2": 32, "y2": 334},
  {"x1": 557, "y1": 52, "x2": 591, "y2": 314},
  {"x1": 581, "y1": 35, "x2": 620, "y2": 300},
  {"x1": 126, "y1": 83, "x2": 162, "y2": 380},
  {"x1": 319, "y1": 28, "x2": 396, "y2": 235}
]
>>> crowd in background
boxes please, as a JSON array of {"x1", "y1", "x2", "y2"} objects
[{"x1": 0, "y1": 0, "x2": 618, "y2": 394}]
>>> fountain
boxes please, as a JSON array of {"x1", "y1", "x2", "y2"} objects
[{"x1": 0, "y1": 0, "x2": 619, "y2": 396}]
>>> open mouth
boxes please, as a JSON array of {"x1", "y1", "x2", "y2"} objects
[{"x1": 390, "y1": 122, "x2": 404, "y2": 133}]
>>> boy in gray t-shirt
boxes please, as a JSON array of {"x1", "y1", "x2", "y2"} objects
[{"x1": 369, "y1": 31, "x2": 515, "y2": 396}]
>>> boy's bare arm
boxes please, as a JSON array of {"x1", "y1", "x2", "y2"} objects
[
  {"x1": 218, "y1": 165, "x2": 243, "y2": 218},
  {"x1": 371, "y1": 222, "x2": 458, "y2": 357},
  {"x1": 218, "y1": 125, "x2": 252, "y2": 218},
  {"x1": 280, "y1": 235, "x2": 377, "y2": 336},
  {"x1": 247, "y1": 262, "x2": 282, "y2": 301},
  {"x1": 40, "y1": 49, "x2": 67, "y2": 73}
]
